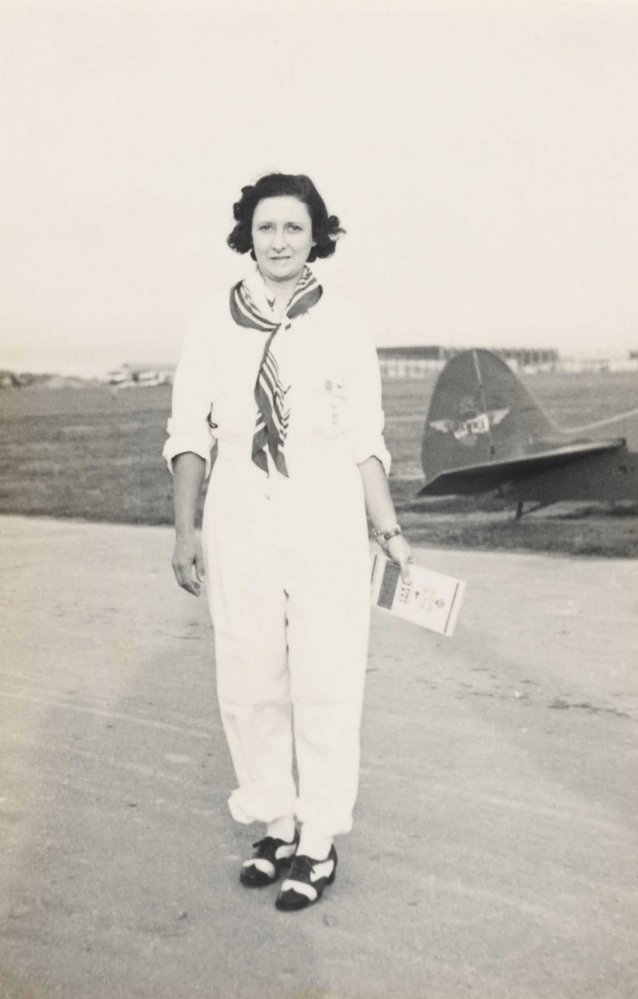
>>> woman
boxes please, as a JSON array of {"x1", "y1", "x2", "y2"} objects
[{"x1": 163, "y1": 173, "x2": 412, "y2": 911}]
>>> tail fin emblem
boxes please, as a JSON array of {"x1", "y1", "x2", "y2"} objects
[{"x1": 429, "y1": 408, "x2": 510, "y2": 447}]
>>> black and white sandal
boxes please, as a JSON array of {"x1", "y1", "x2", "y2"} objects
[
  {"x1": 239, "y1": 831, "x2": 299, "y2": 888},
  {"x1": 274, "y1": 845, "x2": 337, "y2": 910}
]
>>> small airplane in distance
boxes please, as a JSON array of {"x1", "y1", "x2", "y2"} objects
[
  {"x1": 419, "y1": 349, "x2": 638, "y2": 516},
  {"x1": 107, "y1": 364, "x2": 171, "y2": 389}
]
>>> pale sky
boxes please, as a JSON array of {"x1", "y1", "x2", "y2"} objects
[{"x1": 2, "y1": 0, "x2": 638, "y2": 375}]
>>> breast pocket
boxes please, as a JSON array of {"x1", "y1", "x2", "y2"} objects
[
  {"x1": 285, "y1": 324, "x2": 345, "y2": 436},
  {"x1": 305, "y1": 363, "x2": 346, "y2": 435},
  {"x1": 321, "y1": 372, "x2": 345, "y2": 428}
]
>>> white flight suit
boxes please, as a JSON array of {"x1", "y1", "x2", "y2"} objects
[{"x1": 163, "y1": 271, "x2": 391, "y2": 838}]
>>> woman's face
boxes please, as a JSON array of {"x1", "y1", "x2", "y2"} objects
[{"x1": 251, "y1": 196, "x2": 315, "y2": 286}]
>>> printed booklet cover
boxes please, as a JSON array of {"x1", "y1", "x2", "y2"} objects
[{"x1": 370, "y1": 552, "x2": 466, "y2": 637}]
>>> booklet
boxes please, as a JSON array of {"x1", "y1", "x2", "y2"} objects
[{"x1": 370, "y1": 551, "x2": 466, "y2": 637}]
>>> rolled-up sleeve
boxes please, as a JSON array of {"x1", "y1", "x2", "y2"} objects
[
  {"x1": 342, "y1": 314, "x2": 391, "y2": 477},
  {"x1": 162, "y1": 301, "x2": 217, "y2": 477}
]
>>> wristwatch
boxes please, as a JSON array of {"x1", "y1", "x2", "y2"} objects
[{"x1": 374, "y1": 525, "x2": 402, "y2": 545}]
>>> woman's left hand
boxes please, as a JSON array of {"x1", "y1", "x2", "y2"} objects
[{"x1": 384, "y1": 534, "x2": 414, "y2": 583}]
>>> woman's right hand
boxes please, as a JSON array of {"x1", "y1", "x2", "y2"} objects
[{"x1": 172, "y1": 531, "x2": 205, "y2": 597}]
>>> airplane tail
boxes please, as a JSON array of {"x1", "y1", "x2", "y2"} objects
[{"x1": 420, "y1": 350, "x2": 569, "y2": 494}]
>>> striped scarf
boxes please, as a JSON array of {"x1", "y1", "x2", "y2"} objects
[{"x1": 229, "y1": 266, "x2": 323, "y2": 476}]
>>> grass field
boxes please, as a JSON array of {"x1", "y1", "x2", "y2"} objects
[{"x1": 1, "y1": 371, "x2": 637, "y2": 556}]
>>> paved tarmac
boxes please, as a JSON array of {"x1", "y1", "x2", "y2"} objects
[{"x1": 0, "y1": 515, "x2": 636, "y2": 999}]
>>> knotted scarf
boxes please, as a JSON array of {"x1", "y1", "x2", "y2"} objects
[{"x1": 229, "y1": 266, "x2": 323, "y2": 476}]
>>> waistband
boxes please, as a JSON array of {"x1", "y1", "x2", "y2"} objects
[{"x1": 216, "y1": 436, "x2": 349, "y2": 465}]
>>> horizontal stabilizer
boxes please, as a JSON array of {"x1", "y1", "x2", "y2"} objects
[{"x1": 419, "y1": 439, "x2": 623, "y2": 496}]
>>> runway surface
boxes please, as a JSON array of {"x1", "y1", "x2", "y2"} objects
[{"x1": 1, "y1": 516, "x2": 636, "y2": 999}]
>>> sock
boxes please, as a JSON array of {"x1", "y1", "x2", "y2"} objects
[
  {"x1": 266, "y1": 815, "x2": 296, "y2": 843},
  {"x1": 298, "y1": 828, "x2": 333, "y2": 861}
]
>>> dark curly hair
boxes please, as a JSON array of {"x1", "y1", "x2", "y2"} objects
[{"x1": 227, "y1": 173, "x2": 345, "y2": 262}]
